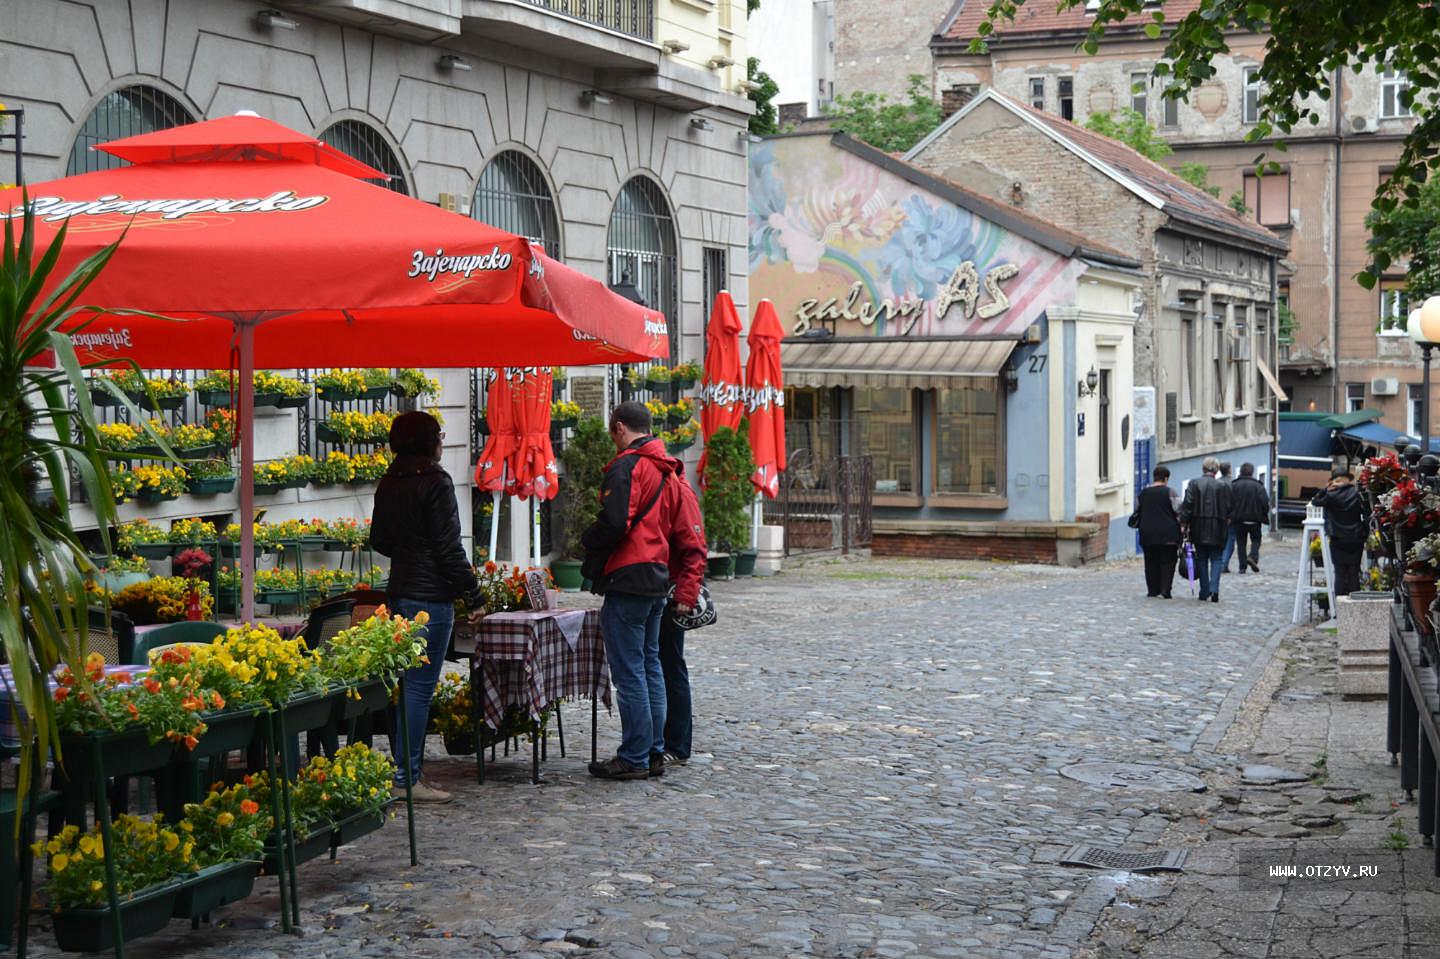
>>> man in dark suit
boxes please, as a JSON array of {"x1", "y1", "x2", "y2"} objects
[{"x1": 1181, "y1": 457, "x2": 1233, "y2": 603}]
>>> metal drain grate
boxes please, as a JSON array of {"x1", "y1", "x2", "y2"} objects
[
  {"x1": 1059, "y1": 762, "x2": 1206, "y2": 793},
  {"x1": 1060, "y1": 845, "x2": 1188, "y2": 873}
]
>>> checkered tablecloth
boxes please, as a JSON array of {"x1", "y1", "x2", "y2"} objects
[
  {"x1": 466, "y1": 609, "x2": 610, "y2": 729},
  {"x1": 0, "y1": 663, "x2": 145, "y2": 745}
]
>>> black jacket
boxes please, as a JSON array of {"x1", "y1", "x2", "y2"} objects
[
  {"x1": 370, "y1": 453, "x2": 481, "y2": 607},
  {"x1": 1180, "y1": 474, "x2": 1231, "y2": 546},
  {"x1": 1134, "y1": 484, "x2": 1182, "y2": 548},
  {"x1": 1312, "y1": 482, "x2": 1368, "y2": 552},
  {"x1": 1229, "y1": 475, "x2": 1270, "y2": 525}
]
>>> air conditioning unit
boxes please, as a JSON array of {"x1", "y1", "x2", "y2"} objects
[
  {"x1": 436, "y1": 192, "x2": 468, "y2": 215},
  {"x1": 1228, "y1": 336, "x2": 1252, "y2": 361},
  {"x1": 1351, "y1": 115, "x2": 1379, "y2": 134},
  {"x1": 1371, "y1": 376, "x2": 1400, "y2": 396}
]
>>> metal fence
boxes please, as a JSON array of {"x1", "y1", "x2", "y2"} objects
[
  {"x1": 522, "y1": 0, "x2": 655, "y2": 39},
  {"x1": 761, "y1": 452, "x2": 874, "y2": 556}
]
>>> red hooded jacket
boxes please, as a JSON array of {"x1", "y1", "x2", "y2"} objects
[{"x1": 580, "y1": 436, "x2": 707, "y2": 607}]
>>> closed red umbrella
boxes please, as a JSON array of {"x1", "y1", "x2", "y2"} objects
[
  {"x1": 698, "y1": 291, "x2": 744, "y2": 486},
  {"x1": 474, "y1": 371, "x2": 518, "y2": 494},
  {"x1": 744, "y1": 299, "x2": 786, "y2": 498},
  {"x1": 473, "y1": 368, "x2": 557, "y2": 564}
]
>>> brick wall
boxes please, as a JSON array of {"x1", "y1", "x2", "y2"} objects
[
  {"x1": 833, "y1": 0, "x2": 955, "y2": 99},
  {"x1": 778, "y1": 102, "x2": 808, "y2": 127}
]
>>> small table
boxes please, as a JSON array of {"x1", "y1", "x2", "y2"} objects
[{"x1": 456, "y1": 608, "x2": 609, "y2": 783}]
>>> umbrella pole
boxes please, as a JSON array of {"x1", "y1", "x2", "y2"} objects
[
  {"x1": 239, "y1": 322, "x2": 257, "y2": 623},
  {"x1": 489, "y1": 463, "x2": 504, "y2": 564},
  {"x1": 532, "y1": 497, "x2": 540, "y2": 568}
]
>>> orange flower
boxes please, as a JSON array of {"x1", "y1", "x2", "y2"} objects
[
  {"x1": 53, "y1": 687, "x2": 69, "y2": 703},
  {"x1": 183, "y1": 734, "x2": 199, "y2": 750},
  {"x1": 484, "y1": 561, "x2": 498, "y2": 574},
  {"x1": 126, "y1": 703, "x2": 139, "y2": 719},
  {"x1": 143, "y1": 679, "x2": 161, "y2": 694},
  {"x1": 112, "y1": 672, "x2": 132, "y2": 684},
  {"x1": 239, "y1": 799, "x2": 259, "y2": 816},
  {"x1": 315, "y1": 770, "x2": 327, "y2": 783},
  {"x1": 210, "y1": 692, "x2": 225, "y2": 710}
]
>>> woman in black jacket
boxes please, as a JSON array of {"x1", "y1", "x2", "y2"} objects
[
  {"x1": 370, "y1": 411, "x2": 484, "y2": 803},
  {"x1": 1132, "y1": 465, "x2": 1183, "y2": 598}
]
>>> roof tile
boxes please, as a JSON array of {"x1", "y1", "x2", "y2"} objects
[{"x1": 940, "y1": 0, "x2": 1204, "y2": 44}]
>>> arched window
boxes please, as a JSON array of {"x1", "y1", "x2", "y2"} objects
[
  {"x1": 67, "y1": 86, "x2": 193, "y2": 175},
  {"x1": 318, "y1": 119, "x2": 409, "y2": 194},
  {"x1": 473, "y1": 151, "x2": 562, "y2": 256},
  {"x1": 607, "y1": 177, "x2": 678, "y2": 363}
]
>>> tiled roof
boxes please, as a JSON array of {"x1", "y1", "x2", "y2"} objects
[
  {"x1": 922, "y1": 89, "x2": 1285, "y2": 251},
  {"x1": 937, "y1": 0, "x2": 1204, "y2": 44}
]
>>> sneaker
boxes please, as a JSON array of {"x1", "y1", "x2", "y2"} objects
[
  {"x1": 661, "y1": 751, "x2": 689, "y2": 766},
  {"x1": 649, "y1": 754, "x2": 665, "y2": 778},
  {"x1": 394, "y1": 780, "x2": 454, "y2": 803},
  {"x1": 588, "y1": 756, "x2": 648, "y2": 781}
]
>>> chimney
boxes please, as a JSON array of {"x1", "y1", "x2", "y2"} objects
[
  {"x1": 942, "y1": 85, "x2": 978, "y2": 119},
  {"x1": 777, "y1": 102, "x2": 808, "y2": 127}
]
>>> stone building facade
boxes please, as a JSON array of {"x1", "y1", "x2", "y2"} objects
[
  {"x1": 929, "y1": 0, "x2": 1419, "y2": 432},
  {"x1": 1, "y1": 0, "x2": 752, "y2": 559},
  {"x1": 906, "y1": 90, "x2": 1286, "y2": 486}
]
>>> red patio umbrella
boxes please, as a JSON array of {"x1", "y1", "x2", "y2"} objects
[
  {"x1": 744, "y1": 299, "x2": 786, "y2": 498},
  {"x1": 698, "y1": 291, "x2": 744, "y2": 487},
  {"x1": 473, "y1": 368, "x2": 557, "y2": 565},
  {"x1": 5, "y1": 113, "x2": 667, "y2": 619}
]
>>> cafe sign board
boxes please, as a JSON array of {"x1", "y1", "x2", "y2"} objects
[{"x1": 749, "y1": 135, "x2": 1086, "y2": 339}]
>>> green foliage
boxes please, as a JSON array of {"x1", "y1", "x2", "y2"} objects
[
  {"x1": 1366, "y1": 177, "x2": 1440, "y2": 303},
  {"x1": 1277, "y1": 301, "x2": 1297, "y2": 344},
  {"x1": 748, "y1": 58, "x2": 780, "y2": 136},
  {"x1": 558, "y1": 418, "x2": 614, "y2": 560},
  {"x1": 1229, "y1": 190, "x2": 1250, "y2": 216},
  {"x1": 1, "y1": 195, "x2": 129, "y2": 809},
  {"x1": 700, "y1": 423, "x2": 756, "y2": 553},
  {"x1": 1176, "y1": 161, "x2": 1221, "y2": 198},
  {"x1": 748, "y1": 0, "x2": 760, "y2": 13},
  {"x1": 1084, "y1": 108, "x2": 1172, "y2": 160},
  {"x1": 825, "y1": 74, "x2": 945, "y2": 153},
  {"x1": 967, "y1": 0, "x2": 1440, "y2": 287}
]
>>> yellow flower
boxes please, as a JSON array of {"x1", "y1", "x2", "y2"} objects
[
  {"x1": 164, "y1": 832, "x2": 180, "y2": 851},
  {"x1": 78, "y1": 835, "x2": 96, "y2": 855},
  {"x1": 90, "y1": 880, "x2": 104, "y2": 893},
  {"x1": 216, "y1": 812, "x2": 234, "y2": 827},
  {"x1": 52, "y1": 853, "x2": 69, "y2": 872}
]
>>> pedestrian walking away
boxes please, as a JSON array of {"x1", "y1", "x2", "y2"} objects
[
  {"x1": 1180, "y1": 457, "x2": 1232, "y2": 602},
  {"x1": 582, "y1": 401, "x2": 706, "y2": 781},
  {"x1": 1131, "y1": 465, "x2": 1182, "y2": 598},
  {"x1": 370, "y1": 411, "x2": 486, "y2": 804},
  {"x1": 1217, "y1": 460, "x2": 1238, "y2": 573},
  {"x1": 1229, "y1": 462, "x2": 1270, "y2": 574},
  {"x1": 1312, "y1": 467, "x2": 1368, "y2": 596}
]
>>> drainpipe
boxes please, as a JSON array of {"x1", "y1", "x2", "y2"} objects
[{"x1": 1330, "y1": 66, "x2": 1343, "y2": 413}]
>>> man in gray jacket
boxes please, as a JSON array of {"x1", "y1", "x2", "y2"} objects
[{"x1": 1181, "y1": 457, "x2": 1233, "y2": 603}]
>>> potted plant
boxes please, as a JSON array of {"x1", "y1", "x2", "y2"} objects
[
  {"x1": 184, "y1": 456, "x2": 236, "y2": 494},
  {"x1": 168, "y1": 517, "x2": 218, "y2": 549},
  {"x1": 667, "y1": 397, "x2": 696, "y2": 428},
  {"x1": 255, "y1": 566, "x2": 302, "y2": 607},
  {"x1": 311, "y1": 451, "x2": 356, "y2": 487},
  {"x1": 550, "y1": 399, "x2": 582, "y2": 431},
  {"x1": 314, "y1": 368, "x2": 371, "y2": 403},
  {"x1": 322, "y1": 517, "x2": 370, "y2": 551},
  {"x1": 432, "y1": 672, "x2": 476, "y2": 754},
  {"x1": 94, "y1": 554, "x2": 151, "y2": 592},
  {"x1": 360, "y1": 368, "x2": 395, "y2": 400},
  {"x1": 132, "y1": 464, "x2": 188, "y2": 502},
  {"x1": 393, "y1": 367, "x2": 440, "y2": 399},
  {"x1": 97, "y1": 421, "x2": 143, "y2": 455},
  {"x1": 173, "y1": 780, "x2": 270, "y2": 919},
  {"x1": 699, "y1": 423, "x2": 756, "y2": 578},
  {"x1": 169, "y1": 422, "x2": 218, "y2": 458},
  {"x1": 645, "y1": 364, "x2": 672, "y2": 391},
  {"x1": 215, "y1": 566, "x2": 241, "y2": 612},
  {"x1": 350, "y1": 450, "x2": 393, "y2": 484},
  {"x1": 194, "y1": 370, "x2": 238, "y2": 407},
  {"x1": 1309, "y1": 533, "x2": 1324, "y2": 568},
  {"x1": 318, "y1": 409, "x2": 395, "y2": 445},
  {"x1": 252, "y1": 370, "x2": 306, "y2": 408},
  {"x1": 118, "y1": 518, "x2": 174, "y2": 558},
  {"x1": 1406, "y1": 533, "x2": 1440, "y2": 637},
  {"x1": 1376, "y1": 479, "x2": 1440, "y2": 561},
  {"x1": 174, "y1": 547, "x2": 214, "y2": 621},
  {"x1": 671, "y1": 360, "x2": 701, "y2": 390},
  {"x1": 556, "y1": 417, "x2": 613, "y2": 590},
  {"x1": 109, "y1": 576, "x2": 214, "y2": 625},
  {"x1": 661, "y1": 419, "x2": 699, "y2": 456}
]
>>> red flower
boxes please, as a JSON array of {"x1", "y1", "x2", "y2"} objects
[
  {"x1": 53, "y1": 687, "x2": 69, "y2": 703},
  {"x1": 183, "y1": 735, "x2": 199, "y2": 750},
  {"x1": 240, "y1": 799, "x2": 259, "y2": 816},
  {"x1": 144, "y1": 679, "x2": 161, "y2": 694}
]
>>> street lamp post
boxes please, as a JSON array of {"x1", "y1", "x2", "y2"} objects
[{"x1": 1407, "y1": 299, "x2": 1440, "y2": 454}]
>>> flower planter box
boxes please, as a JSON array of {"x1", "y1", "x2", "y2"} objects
[
  {"x1": 334, "y1": 678, "x2": 390, "y2": 723},
  {"x1": 310, "y1": 480, "x2": 336, "y2": 490},
  {"x1": 59, "y1": 728, "x2": 175, "y2": 781},
  {"x1": 362, "y1": 385, "x2": 392, "y2": 401},
  {"x1": 100, "y1": 570, "x2": 150, "y2": 593},
  {"x1": 316, "y1": 386, "x2": 364, "y2": 403},
  {"x1": 186, "y1": 476, "x2": 236, "y2": 495},
  {"x1": 334, "y1": 803, "x2": 390, "y2": 846},
  {"x1": 175, "y1": 444, "x2": 220, "y2": 460},
  {"x1": 551, "y1": 417, "x2": 576, "y2": 431},
  {"x1": 171, "y1": 861, "x2": 259, "y2": 919},
  {"x1": 322, "y1": 539, "x2": 363, "y2": 551},
  {"x1": 253, "y1": 482, "x2": 287, "y2": 495},
  {"x1": 552, "y1": 559, "x2": 583, "y2": 591},
  {"x1": 136, "y1": 489, "x2": 181, "y2": 504},
  {"x1": 131, "y1": 445, "x2": 167, "y2": 459},
  {"x1": 645, "y1": 375, "x2": 670, "y2": 390},
  {"x1": 89, "y1": 389, "x2": 123, "y2": 408},
  {"x1": 705, "y1": 553, "x2": 734, "y2": 580},
  {"x1": 285, "y1": 477, "x2": 311, "y2": 490},
  {"x1": 664, "y1": 440, "x2": 694, "y2": 456},
  {"x1": 664, "y1": 413, "x2": 686, "y2": 428},
  {"x1": 252, "y1": 392, "x2": 282, "y2": 408},
  {"x1": 732, "y1": 548, "x2": 758, "y2": 577},
  {"x1": 672, "y1": 376, "x2": 696, "y2": 390},
  {"x1": 294, "y1": 535, "x2": 327, "y2": 551},
  {"x1": 263, "y1": 824, "x2": 333, "y2": 874},
  {"x1": 346, "y1": 477, "x2": 377, "y2": 487},
  {"x1": 257, "y1": 589, "x2": 299, "y2": 607},
  {"x1": 51, "y1": 881, "x2": 181, "y2": 952},
  {"x1": 189, "y1": 705, "x2": 267, "y2": 760},
  {"x1": 217, "y1": 541, "x2": 279, "y2": 557},
  {"x1": 276, "y1": 394, "x2": 309, "y2": 409},
  {"x1": 132, "y1": 542, "x2": 174, "y2": 559},
  {"x1": 279, "y1": 689, "x2": 338, "y2": 733},
  {"x1": 139, "y1": 394, "x2": 186, "y2": 412},
  {"x1": 197, "y1": 389, "x2": 232, "y2": 407}
]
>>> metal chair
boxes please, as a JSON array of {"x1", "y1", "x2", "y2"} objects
[
  {"x1": 128, "y1": 620, "x2": 226, "y2": 665},
  {"x1": 70, "y1": 606, "x2": 135, "y2": 666},
  {"x1": 303, "y1": 598, "x2": 359, "y2": 763}
]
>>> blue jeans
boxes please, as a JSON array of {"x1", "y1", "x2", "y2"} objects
[
  {"x1": 600, "y1": 591, "x2": 667, "y2": 769},
  {"x1": 658, "y1": 616, "x2": 691, "y2": 760},
  {"x1": 1221, "y1": 524, "x2": 1238, "y2": 571},
  {"x1": 1195, "y1": 543, "x2": 1225, "y2": 599},
  {"x1": 392, "y1": 598, "x2": 454, "y2": 787}
]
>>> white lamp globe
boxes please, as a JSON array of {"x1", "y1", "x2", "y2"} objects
[
  {"x1": 1409, "y1": 307, "x2": 1425, "y2": 342},
  {"x1": 1421, "y1": 296, "x2": 1440, "y2": 344}
]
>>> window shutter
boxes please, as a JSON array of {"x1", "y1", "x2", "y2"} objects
[{"x1": 1164, "y1": 392, "x2": 1179, "y2": 445}]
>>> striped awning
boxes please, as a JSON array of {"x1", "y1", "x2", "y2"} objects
[{"x1": 780, "y1": 337, "x2": 1016, "y2": 389}]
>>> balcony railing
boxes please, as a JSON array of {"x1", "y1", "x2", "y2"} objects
[{"x1": 520, "y1": 0, "x2": 655, "y2": 40}]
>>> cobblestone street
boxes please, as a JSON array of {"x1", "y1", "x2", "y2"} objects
[{"x1": 26, "y1": 554, "x2": 1348, "y2": 959}]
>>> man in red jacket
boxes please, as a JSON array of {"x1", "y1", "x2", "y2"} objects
[{"x1": 582, "y1": 400, "x2": 707, "y2": 780}]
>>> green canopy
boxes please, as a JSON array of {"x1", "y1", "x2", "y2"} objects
[{"x1": 1314, "y1": 409, "x2": 1382, "y2": 429}]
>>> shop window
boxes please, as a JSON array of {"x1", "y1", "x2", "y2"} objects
[
  {"x1": 933, "y1": 381, "x2": 1002, "y2": 495},
  {"x1": 1381, "y1": 68, "x2": 1412, "y2": 119},
  {"x1": 1242, "y1": 67, "x2": 1261, "y2": 124},
  {"x1": 1058, "y1": 76, "x2": 1074, "y2": 121},
  {"x1": 1345, "y1": 383, "x2": 1366, "y2": 414},
  {"x1": 68, "y1": 86, "x2": 194, "y2": 175},
  {"x1": 855, "y1": 388, "x2": 916, "y2": 494},
  {"x1": 1130, "y1": 72, "x2": 1149, "y2": 118},
  {"x1": 1029, "y1": 77, "x2": 1045, "y2": 110},
  {"x1": 320, "y1": 119, "x2": 410, "y2": 195},
  {"x1": 1097, "y1": 369, "x2": 1112, "y2": 483},
  {"x1": 785, "y1": 387, "x2": 843, "y2": 472},
  {"x1": 472, "y1": 151, "x2": 561, "y2": 255},
  {"x1": 1380, "y1": 282, "x2": 1409, "y2": 334},
  {"x1": 1243, "y1": 170, "x2": 1290, "y2": 227}
]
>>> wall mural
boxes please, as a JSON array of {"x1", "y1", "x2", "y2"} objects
[{"x1": 749, "y1": 136, "x2": 1087, "y2": 339}]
